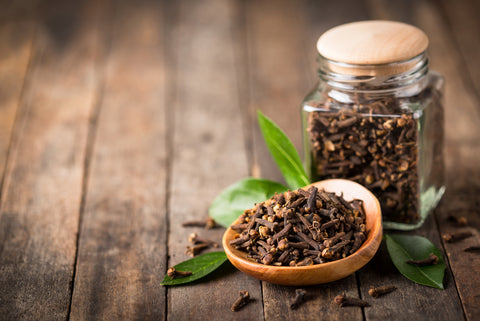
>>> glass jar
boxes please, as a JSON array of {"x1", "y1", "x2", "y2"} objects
[{"x1": 302, "y1": 21, "x2": 445, "y2": 229}]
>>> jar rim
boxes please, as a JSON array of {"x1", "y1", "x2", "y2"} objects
[{"x1": 317, "y1": 52, "x2": 429, "y2": 91}]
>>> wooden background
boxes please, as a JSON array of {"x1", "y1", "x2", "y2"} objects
[{"x1": 0, "y1": 0, "x2": 479, "y2": 320}]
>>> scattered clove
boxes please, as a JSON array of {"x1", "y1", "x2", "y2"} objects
[
  {"x1": 464, "y1": 246, "x2": 480, "y2": 253},
  {"x1": 231, "y1": 290, "x2": 251, "y2": 312},
  {"x1": 188, "y1": 232, "x2": 219, "y2": 247},
  {"x1": 442, "y1": 231, "x2": 473, "y2": 243},
  {"x1": 182, "y1": 217, "x2": 216, "y2": 229},
  {"x1": 229, "y1": 187, "x2": 368, "y2": 266},
  {"x1": 446, "y1": 215, "x2": 468, "y2": 227},
  {"x1": 185, "y1": 243, "x2": 209, "y2": 257},
  {"x1": 290, "y1": 289, "x2": 307, "y2": 310},
  {"x1": 368, "y1": 285, "x2": 397, "y2": 298},
  {"x1": 406, "y1": 253, "x2": 439, "y2": 267},
  {"x1": 334, "y1": 294, "x2": 370, "y2": 307},
  {"x1": 166, "y1": 267, "x2": 192, "y2": 279}
]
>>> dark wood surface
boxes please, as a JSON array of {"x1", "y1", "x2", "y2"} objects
[{"x1": 0, "y1": 0, "x2": 479, "y2": 320}]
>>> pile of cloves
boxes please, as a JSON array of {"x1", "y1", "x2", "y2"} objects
[
  {"x1": 229, "y1": 186, "x2": 368, "y2": 266},
  {"x1": 306, "y1": 97, "x2": 421, "y2": 224}
]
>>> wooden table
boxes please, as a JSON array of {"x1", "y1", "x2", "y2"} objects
[{"x1": 1, "y1": 0, "x2": 479, "y2": 320}]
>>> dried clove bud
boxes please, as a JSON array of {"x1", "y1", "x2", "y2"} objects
[
  {"x1": 188, "y1": 232, "x2": 219, "y2": 247},
  {"x1": 442, "y1": 231, "x2": 473, "y2": 243},
  {"x1": 182, "y1": 217, "x2": 216, "y2": 229},
  {"x1": 350, "y1": 232, "x2": 366, "y2": 254},
  {"x1": 334, "y1": 294, "x2": 370, "y2": 307},
  {"x1": 406, "y1": 253, "x2": 439, "y2": 267},
  {"x1": 464, "y1": 246, "x2": 480, "y2": 253},
  {"x1": 446, "y1": 215, "x2": 468, "y2": 227},
  {"x1": 231, "y1": 290, "x2": 251, "y2": 312},
  {"x1": 231, "y1": 223, "x2": 248, "y2": 231},
  {"x1": 368, "y1": 285, "x2": 397, "y2": 298},
  {"x1": 185, "y1": 243, "x2": 209, "y2": 257},
  {"x1": 166, "y1": 267, "x2": 192, "y2": 279},
  {"x1": 290, "y1": 289, "x2": 307, "y2": 310},
  {"x1": 295, "y1": 257, "x2": 314, "y2": 266}
]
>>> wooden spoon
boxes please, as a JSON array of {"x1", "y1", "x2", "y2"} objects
[{"x1": 222, "y1": 179, "x2": 383, "y2": 286}]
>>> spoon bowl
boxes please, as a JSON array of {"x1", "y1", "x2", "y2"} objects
[{"x1": 222, "y1": 179, "x2": 382, "y2": 286}]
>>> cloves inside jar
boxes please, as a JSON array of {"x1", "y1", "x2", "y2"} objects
[
  {"x1": 302, "y1": 21, "x2": 445, "y2": 225},
  {"x1": 229, "y1": 186, "x2": 368, "y2": 266}
]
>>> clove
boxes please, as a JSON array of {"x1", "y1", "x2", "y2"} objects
[
  {"x1": 166, "y1": 267, "x2": 192, "y2": 279},
  {"x1": 306, "y1": 187, "x2": 318, "y2": 211},
  {"x1": 464, "y1": 246, "x2": 480, "y2": 253},
  {"x1": 368, "y1": 285, "x2": 397, "y2": 298},
  {"x1": 446, "y1": 215, "x2": 468, "y2": 227},
  {"x1": 322, "y1": 239, "x2": 351, "y2": 259},
  {"x1": 272, "y1": 223, "x2": 292, "y2": 242},
  {"x1": 182, "y1": 217, "x2": 216, "y2": 229},
  {"x1": 231, "y1": 290, "x2": 251, "y2": 312},
  {"x1": 230, "y1": 234, "x2": 250, "y2": 246},
  {"x1": 188, "y1": 232, "x2": 219, "y2": 247},
  {"x1": 230, "y1": 223, "x2": 248, "y2": 231},
  {"x1": 406, "y1": 253, "x2": 439, "y2": 267},
  {"x1": 350, "y1": 232, "x2": 366, "y2": 254},
  {"x1": 185, "y1": 243, "x2": 209, "y2": 257},
  {"x1": 295, "y1": 257, "x2": 314, "y2": 266},
  {"x1": 334, "y1": 294, "x2": 370, "y2": 307},
  {"x1": 442, "y1": 231, "x2": 473, "y2": 243},
  {"x1": 290, "y1": 289, "x2": 307, "y2": 310}
]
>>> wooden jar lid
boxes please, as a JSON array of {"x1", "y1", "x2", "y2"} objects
[{"x1": 317, "y1": 21, "x2": 428, "y2": 75}]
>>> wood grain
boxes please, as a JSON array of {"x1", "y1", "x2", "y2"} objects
[
  {"x1": 166, "y1": 1, "x2": 263, "y2": 320},
  {"x1": 245, "y1": 0, "x2": 311, "y2": 182},
  {"x1": 0, "y1": 18, "x2": 34, "y2": 193},
  {"x1": 68, "y1": 0, "x2": 168, "y2": 319},
  {"x1": 0, "y1": 0, "x2": 478, "y2": 319},
  {"x1": 358, "y1": 215, "x2": 464, "y2": 321},
  {"x1": 246, "y1": 1, "x2": 370, "y2": 320},
  {"x1": 0, "y1": 0, "x2": 104, "y2": 319},
  {"x1": 364, "y1": 0, "x2": 479, "y2": 320},
  {"x1": 413, "y1": 1, "x2": 480, "y2": 320},
  {"x1": 0, "y1": 0, "x2": 40, "y2": 22},
  {"x1": 438, "y1": 0, "x2": 480, "y2": 104}
]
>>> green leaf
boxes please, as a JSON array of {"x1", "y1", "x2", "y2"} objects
[
  {"x1": 161, "y1": 252, "x2": 228, "y2": 286},
  {"x1": 385, "y1": 234, "x2": 445, "y2": 289},
  {"x1": 257, "y1": 110, "x2": 309, "y2": 190},
  {"x1": 209, "y1": 177, "x2": 288, "y2": 228}
]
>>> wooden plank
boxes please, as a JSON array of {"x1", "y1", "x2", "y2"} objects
[
  {"x1": 0, "y1": 0, "x2": 105, "y2": 320},
  {"x1": 68, "y1": 1, "x2": 168, "y2": 319},
  {"x1": 245, "y1": 0, "x2": 311, "y2": 182},
  {"x1": 413, "y1": 1, "x2": 480, "y2": 320},
  {"x1": 0, "y1": 18, "x2": 34, "y2": 192},
  {"x1": 358, "y1": 216, "x2": 464, "y2": 321},
  {"x1": 363, "y1": 0, "x2": 480, "y2": 320},
  {"x1": 263, "y1": 276, "x2": 361, "y2": 321},
  {"x1": 0, "y1": 0, "x2": 40, "y2": 23},
  {"x1": 245, "y1": 1, "x2": 369, "y2": 320},
  {"x1": 438, "y1": 0, "x2": 480, "y2": 104},
  {"x1": 166, "y1": 0, "x2": 263, "y2": 320}
]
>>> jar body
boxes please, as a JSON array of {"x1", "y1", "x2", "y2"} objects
[{"x1": 302, "y1": 71, "x2": 445, "y2": 227}]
